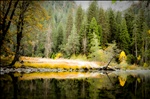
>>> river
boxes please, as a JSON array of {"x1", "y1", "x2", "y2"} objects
[{"x1": 1, "y1": 70, "x2": 150, "y2": 99}]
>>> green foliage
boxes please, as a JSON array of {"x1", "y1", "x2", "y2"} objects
[
  {"x1": 87, "y1": 1, "x2": 98, "y2": 24},
  {"x1": 57, "y1": 23, "x2": 63, "y2": 51},
  {"x1": 88, "y1": 17, "x2": 100, "y2": 53},
  {"x1": 119, "y1": 18, "x2": 130, "y2": 54},
  {"x1": 75, "y1": 5, "x2": 84, "y2": 34},
  {"x1": 126, "y1": 54, "x2": 135, "y2": 64},
  {"x1": 65, "y1": 11, "x2": 73, "y2": 40},
  {"x1": 1, "y1": 1, "x2": 149, "y2": 66},
  {"x1": 107, "y1": 8, "x2": 117, "y2": 42},
  {"x1": 98, "y1": 7, "x2": 109, "y2": 46},
  {"x1": 79, "y1": 17, "x2": 88, "y2": 54},
  {"x1": 88, "y1": 33, "x2": 100, "y2": 61},
  {"x1": 63, "y1": 24, "x2": 80, "y2": 57}
]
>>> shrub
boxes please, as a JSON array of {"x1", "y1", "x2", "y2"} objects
[
  {"x1": 70, "y1": 54, "x2": 87, "y2": 61},
  {"x1": 119, "y1": 51, "x2": 127, "y2": 62},
  {"x1": 55, "y1": 52, "x2": 63, "y2": 59},
  {"x1": 126, "y1": 54, "x2": 135, "y2": 64}
]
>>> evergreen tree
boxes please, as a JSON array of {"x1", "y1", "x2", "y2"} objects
[
  {"x1": 63, "y1": 24, "x2": 80, "y2": 56},
  {"x1": 119, "y1": 18, "x2": 130, "y2": 54},
  {"x1": 79, "y1": 13, "x2": 88, "y2": 54},
  {"x1": 65, "y1": 11, "x2": 73, "y2": 40},
  {"x1": 88, "y1": 32, "x2": 100, "y2": 60},
  {"x1": 98, "y1": 7, "x2": 110, "y2": 47},
  {"x1": 88, "y1": 17, "x2": 100, "y2": 53},
  {"x1": 87, "y1": 1, "x2": 98, "y2": 24},
  {"x1": 132, "y1": 18, "x2": 138, "y2": 58},
  {"x1": 124, "y1": 8, "x2": 135, "y2": 55},
  {"x1": 124, "y1": 8, "x2": 134, "y2": 39},
  {"x1": 141, "y1": 22, "x2": 149, "y2": 64},
  {"x1": 116, "y1": 11, "x2": 122, "y2": 47},
  {"x1": 57, "y1": 23, "x2": 63, "y2": 52},
  {"x1": 107, "y1": 8, "x2": 117, "y2": 42},
  {"x1": 75, "y1": 5, "x2": 83, "y2": 34}
]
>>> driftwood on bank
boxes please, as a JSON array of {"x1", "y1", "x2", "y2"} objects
[{"x1": 99, "y1": 56, "x2": 116, "y2": 71}]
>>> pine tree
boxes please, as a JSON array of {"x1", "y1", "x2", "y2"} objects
[
  {"x1": 79, "y1": 14, "x2": 88, "y2": 54},
  {"x1": 119, "y1": 18, "x2": 130, "y2": 54},
  {"x1": 88, "y1": 17, "x2": 100, "y2": 53},
  {"x1": 132, "y1": 19, "x2": 138, "y2": 58},
  {"x1": 87, "y1": 1, "x2": 98, "y2": 24},
  {"x1": 141, "y1": 22, "x2": 149, "y2": 64},
  {"x1": 64, "y1": 24, "x2": 80, "y2": 56},
  {"x1": 57, "y1": 23, "x2": 63, "y2": 52},
  {"x1": 98, "y1": 7, "x2": 110, "y2": 47},
  {"x1": 75, "y1": 5, "x2": 83, "y2": 34},
  {"x1": 88, "y1": 32, "x2": 100, "y2": 60},
  {"x1": 65, "y1": 11, "x2": 73, "y2": 40},
  {"x1": 107, "y1": 8, "x2": 117, "y2": 43},
  {"x1": 116, "y1": 11, "x2": 122, "y2": 47}
]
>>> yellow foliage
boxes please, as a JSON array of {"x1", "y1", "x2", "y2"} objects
[
  {"x1": 137, "y1": 78, "x2": 141, "y2": 83},
  {"x1": 137, "y1": 55, "x2": 141, "y2": 61},
  {"x1": 119, "y1": 51, "x2": 127, "y2": 62},
  {"x1": 143, "y1": 63, "x2": 148, "y2": 67},
  {"x1": 55, "y1": 53, "x2": 63, "y2": 59},
  {"x1": 118, "y1": 76, "x2": 126, "y2": 86},
  {"x1": 148, "y1": 30, "x2": 150, "y2": 34},
  {"x1": 14, "y1": 62, "x2": 22, "y2": 68},
  {"x1": 37, "y1": 23, "x2": 43, "y2": 30}
]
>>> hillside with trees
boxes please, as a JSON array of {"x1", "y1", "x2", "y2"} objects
[{"x1": 0, "y1": 0, "x2": 150, "y2": 68}]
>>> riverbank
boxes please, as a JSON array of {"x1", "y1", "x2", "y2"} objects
[{"x1": 0, "y1": 56, "x2": 149, "y2": 74}]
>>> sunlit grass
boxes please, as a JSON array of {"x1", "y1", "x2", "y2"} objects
[
  {"x1": 14, "y1": 62, "x2": 22, "y2": 68},
  {"x1": 70, "y1": 54, "x2": 88, "y2": 61},
  {"x1": 1, "y1": 56, "x2": 148, "y2": 70},
  {"x1": 23, "y1": 62, "x2": 87, "y2": 70}
]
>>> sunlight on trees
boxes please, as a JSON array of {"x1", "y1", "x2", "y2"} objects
[{"x1": 0, "y1": 1, "x2": 150, "y2": 67}]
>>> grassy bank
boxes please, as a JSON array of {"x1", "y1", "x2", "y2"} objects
[{"x1": 1, "y1": 56, "x2": 148, "y2": 70}]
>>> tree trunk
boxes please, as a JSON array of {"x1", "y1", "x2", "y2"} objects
[
  {"x1": 45, "y1": 23, "x2": 52, "y2": 58},
  {"x1": 9, "y1": 22, "x2": 23, "y2": 66},
  {"x1": 0, "y1": 0, "x2": 19, "y2": 49},
  {"x1": 9, "y1": 1, "x2": 30, "y2": 66}
]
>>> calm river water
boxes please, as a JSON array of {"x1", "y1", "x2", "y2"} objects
[{"x1": 1, "y1": 70, "x2": 150, "y2": 99}]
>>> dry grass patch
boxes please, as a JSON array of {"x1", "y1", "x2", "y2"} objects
[{"x1": 23, "y1": 62, "x2": 87, "y2": 70}]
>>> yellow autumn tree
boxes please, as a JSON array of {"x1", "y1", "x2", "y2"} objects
[
  {"x1": 119, "y1": 51, "x2": 127, "y2": 62},
  {"x1": 55, "y1": 53, "x2": 63, "y2": 59}
]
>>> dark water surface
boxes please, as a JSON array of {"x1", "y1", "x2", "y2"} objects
[{"x1": 1, "y1": 70, "x2": 150, "y2": 99}]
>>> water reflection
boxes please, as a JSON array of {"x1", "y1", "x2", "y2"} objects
[{"x1": 0, "y1": 70, "x2": 150, "y2": 99}]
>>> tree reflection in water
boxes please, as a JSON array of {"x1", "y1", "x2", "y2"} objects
[{"x1": 0, "y1": 70, "x2": 150, "y2": 99}]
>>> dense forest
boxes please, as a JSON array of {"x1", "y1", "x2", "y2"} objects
[{"x1": 0, "y1": 1, "x2": 150, "y2": 67}]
